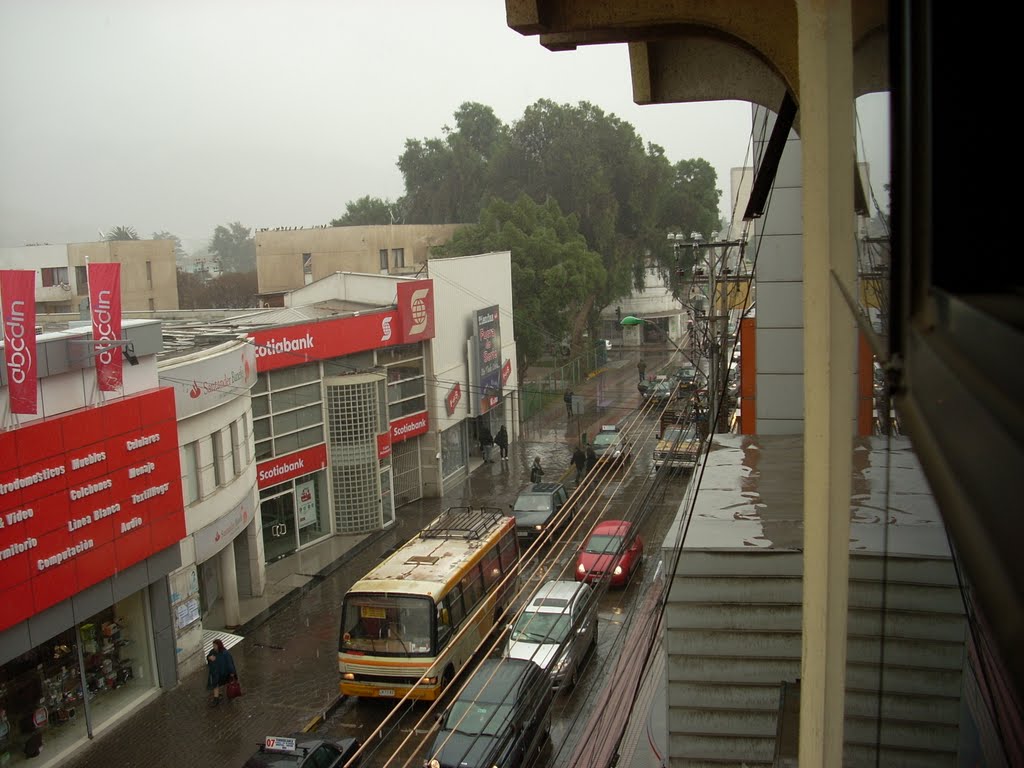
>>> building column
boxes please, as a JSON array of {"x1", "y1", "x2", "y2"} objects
[
  {"x1": 797, "y1": 1, "x2": 856, "y2": 766},
  {"x1": 219, "y1": 542, "x2": 241, "y2": 628}
]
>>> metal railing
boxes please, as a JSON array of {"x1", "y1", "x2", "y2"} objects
[{"x1": 519, "y1": 347, "x2": 602, "y2": 424}]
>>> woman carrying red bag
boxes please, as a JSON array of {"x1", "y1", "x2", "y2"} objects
[{"x1": 206, "y1": 639, "x2": 238, "y2": 706}]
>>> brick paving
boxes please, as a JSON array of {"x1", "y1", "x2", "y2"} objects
[{"x1": 61, "y1": 349, "x2": 659, "y2": 768}]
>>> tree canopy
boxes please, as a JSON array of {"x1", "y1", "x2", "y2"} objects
[
  {"x1": 177, "y1": 269, "x2": 257, "y2": 309},
  {"x1": 330, "y1": 196, "x2": 404, "y2": 227},
  {"x1": 210, "y1": 222, "x2": 256, "y2": 273},
  {"x1": 105, "y1": 225, "x2": 139, "y2": 241},
  {"x1": 434, "y1": 194, "x2": 605, "y2": 381},
  {"x1": 152, "y1": 230, "x2": 186, "y2": 260}
]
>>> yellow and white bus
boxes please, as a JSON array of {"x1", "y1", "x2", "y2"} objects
[{"x1": 338, "y1": 506, "x2": 519, "y2": 701}]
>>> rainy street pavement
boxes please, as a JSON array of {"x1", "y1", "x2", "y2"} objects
[{"x1": 61, "y1": 347, "x2": 675, "y2": 768}]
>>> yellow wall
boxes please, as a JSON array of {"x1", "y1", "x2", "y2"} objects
[
  {"x1": 67, "y1": 240, "x2": 179, "y2": 311},
  {"x1": 255, "y1": 224, "x2": 465, "y2": 295}
]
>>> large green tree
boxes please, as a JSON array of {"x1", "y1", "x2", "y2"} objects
[
  {"x1": 434, "y1": 195, "x2": 606, "y2": 381},
  {"x1": 209, "y1": 222, "x2": 256, "y2": 273},
  {"x1": 330, "y1": 196, "x2": 403, "y2": 226}
]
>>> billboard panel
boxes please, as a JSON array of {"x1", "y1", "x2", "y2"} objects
[{"x1": 474, "y1": 305, "x2": 502, "y2": 415}]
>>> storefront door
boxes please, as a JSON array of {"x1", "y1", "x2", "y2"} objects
[
  {"x1": 380, "y1": 467, "x2": 395, "y2": 528},
  {"x1": 260, "y1": 491, "x2": 297, "y2": 562}
]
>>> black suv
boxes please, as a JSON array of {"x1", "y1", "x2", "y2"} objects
[
  {"x1": 424, "y1": 658, "x2": 552, "y2": 768},
  {"x1": 510, "y1": 483, "x2": 571, "y2": 543}
]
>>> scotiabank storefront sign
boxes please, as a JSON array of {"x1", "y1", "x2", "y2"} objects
[
  {"x1": 390, "y1": 412, "x2": 428, "y2": 444},
  {"x1": 256, "y1": 443, "x2": 327, "y2": 489},
  {"x1": 248, "y1": 282, "x2": 435, "y2": 373},
  {"x1": 0, "y1": 388, "x2": 185, "y2": 632}
]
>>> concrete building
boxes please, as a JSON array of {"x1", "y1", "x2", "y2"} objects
[
  {"x1": 67, "y1": 240, "x2": 179, "y2": 312},
  {"x1": 255, "y1": 224, "x2": 465, "y2": 306},
  {"x1": 507, "y1": 3, "x2": 1019, "y2": 766},
  {"x1": 0, "y1": 321, "x2": 185, "y2": 767}
]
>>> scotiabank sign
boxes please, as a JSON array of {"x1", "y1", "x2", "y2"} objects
[
  {"x1": 248, "y1": 282, "x2": 435, "y2": 373},
  {"x1": 390, "y1": 412, "x2": 428, "y2": 444},
  {"x1": 256, "y1": 443, "x2": 327, "y2": 489},
  {"x1": 0, "y1": 388, "x2": 185, "y2": 632}
]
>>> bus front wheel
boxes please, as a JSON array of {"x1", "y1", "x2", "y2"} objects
[{"x1": 440, "y1": 666, "x2": 454, "y2": 696}]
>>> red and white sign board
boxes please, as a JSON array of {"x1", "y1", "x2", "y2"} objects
[
  {"x1": 390, "y1": 412, "x2": 428, "y2": 444},
  {"x1": 247, "y1": 281, "x2": 435, "y2": 373},
  {"x1": 445, "y1": 383, "x2": 462, "y2": 416},
  {"x1": 396, "y1": 279, "x2": 435, "y2": 343},
  {"x1": 88, "y1": 262, "x2": 123, "y2": 392},
  {"x1": 256, "y1": 443, "x2": 327, "y2": 489},
  {"x1": 1, "y1": 270, "x2": 38, "y2": 414},
  {"x1": 0, "y1": 388, "x2": 185, "y2": 632},
  {"x1": 377, "y1": 433, "x2": 392, "y2": 460}
]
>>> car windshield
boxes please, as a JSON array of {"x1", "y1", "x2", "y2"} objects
[
  {"x1": 511, "y1": 611, "x2": 570, "y2": 643},
  {"x1": 663, "y1": 427, "x2": 684, "y2": 442},
  {"x1": 592, "y1": 433, "x2": 617, "y2": 447},
  {"x1": 585, "y1": 534, "x2": 623, "y2": 555},
  {"x1": 445, "y1": 701, "x2": 514, "y2": 736},
  {"x1": 514, "y1": 495, "x2": 552, "y2": 513},
  {"x1": 340, "y1": 594, "x2": 433, "y2": 655}
]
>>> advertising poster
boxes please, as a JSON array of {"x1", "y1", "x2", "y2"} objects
[
  {"x1": 474, "y1": 305, "x2": 502, "y2": 415},
  {"x1": 295, "y1": 479, "x2": 318, "y2": 528},
  {"x1": 87, "y1": 262, "x2": 123, "y2": 391}
]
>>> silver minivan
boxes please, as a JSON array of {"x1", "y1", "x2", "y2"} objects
[{"x1": 504, "y1": 580, "x2": 597, "y2": 690}]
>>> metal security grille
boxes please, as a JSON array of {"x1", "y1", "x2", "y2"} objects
[
  {"x1": 326, "y1": 378, "x2": 382, "y2": 533},
  {"x1": 391, "y1": 436, "x2": 422, "y2": 506}
]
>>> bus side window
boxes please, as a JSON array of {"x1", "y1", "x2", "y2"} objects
[
  {"x1": 462, "y1": 565, "x2": 484, "y2": 611},
  {"x1": 497, "y1": 530, "x2": 518, "y2": 572},
  {"x1": 480, "y1": 551, "x2": 500, "y2": 590},
  {"x1": 448, "y1": 584, "x2": 466, "y2": 628},
  {"x1": 436, "y1": 601, "x2": 452, "y2": 647}
]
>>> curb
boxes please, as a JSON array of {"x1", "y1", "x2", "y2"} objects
[{"x1": 301, "y1": 693, "x2": 347, "y2": 733}]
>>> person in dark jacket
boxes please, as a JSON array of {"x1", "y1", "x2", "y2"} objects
[
  {"x1": 206, "y1": 638, "x2": 237, "y2": 706},
  {"x1": 585, "y1": 445, "x2": 598, "y2": 474},
  {"x1": 530, "y1": 457, "x2": 545, "y2": 483},
  {"x1": 571, "y1": 445, "x2": 587, "y2": 484},
  {"x1": 479, "y1": 425, "x2": 494, "y2": 463},
  {"x1": 494, "y1": 425, "x2": 509, "y2": 461},
  {"x1": 563, "y1": 388, "x2": 574, "y2": 418}
]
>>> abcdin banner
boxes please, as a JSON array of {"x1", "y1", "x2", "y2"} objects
[
  {"x1": 1, "y1": 270, "x2": 38, "y2": 415},
  {"x1": 88, "y1": 262, "x2": 123, "y2": 391}
]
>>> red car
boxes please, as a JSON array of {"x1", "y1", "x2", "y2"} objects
[{"x1": 574, "y1": 520, "x2": 643, "y2": 588}]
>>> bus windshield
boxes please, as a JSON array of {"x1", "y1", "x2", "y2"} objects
[{"x1": 340, "y1": 594, "x2": 433, "y2": 656}]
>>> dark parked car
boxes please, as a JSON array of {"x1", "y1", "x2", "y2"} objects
[
  {"x1": 243, "y1": 735, "x2": 360, "y2": 767},
  {"x1": 425, "y1": 658, "x2": 552, "y2": 768},
  {"x1": 510, "y1": 483, "x2": 571, "y2": 543}
]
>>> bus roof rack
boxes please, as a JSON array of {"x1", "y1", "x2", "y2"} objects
[{"x1": 420, "y1": 506, "x2": 505, "y2": 540}]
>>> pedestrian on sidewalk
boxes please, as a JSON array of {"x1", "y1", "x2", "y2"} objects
[
  {"x1": 479, "y1": 425, "x2": 495, "y2": 463},
  {"x1": 571, "y1": 445, "x2": 587, "y2": 484},
  {"x1": 564, "y1": 388, "x2": 574, "y2": 418},
  {"x1": 637, "y1": 358, "x2": 647, "y2": 383},
  {"x1": 530, "y1": 457, "x2": 545, "y2": 483},
  {"x1": 586, "y1": 444, "x2": 598, "y2": 475},
  {"x1": 494, "y1": 425, "x2": 509, "y2": 461},
  {"x1": 206, "y1": 639, "x2": 237, "y2": 707}
]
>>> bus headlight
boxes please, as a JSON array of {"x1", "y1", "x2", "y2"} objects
[
  {"x1": 342, "y1": 672, "x2": 355, "y2": 681},
  {"x1": 613, "y1": 565, "x2": 623, "y2": 576},
  {"x1": 423, "y1": 676, "x2": 438, "y2": 685}
]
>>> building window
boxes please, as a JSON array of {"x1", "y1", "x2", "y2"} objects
[
  {"x1": 392, "y1": 248, "x2": 405, "y2": 268},
  {"x1": 41, "y1": 266, "x2": 69, "y2": 287},
  {"x1": 302, "y1": 253, "x2": 313, "y2": 275},
  {"x1": 148, "y1": 298, "x2": 155, "y2": 311},
  {"x1": 146, "y1": 260, "x2": 152, "y2": 287},
  {"x1": 211, "y1": 430, "x2": 224, "y2": 487},
  {"x1": 75, "y1": 265, "x2": 88, "y2": 295},
  {"x1": 230, "y1": 420, "x2": 243, "y2": 476},
  {"x1": 379, "y1": 249, "x2": 388, "y2": 271},
  {"x1": 183, "y1": 441, "x2": 200, "y2": 504}
]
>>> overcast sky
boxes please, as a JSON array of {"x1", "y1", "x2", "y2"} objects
[{"x1": 0, "y1": 1, "x2": 889, "y2": 252}]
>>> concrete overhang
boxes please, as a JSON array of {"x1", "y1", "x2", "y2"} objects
[{"x1": 507, "y1": 0, "x2": 889, "y2": 119}]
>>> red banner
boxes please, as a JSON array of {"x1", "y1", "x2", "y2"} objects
[
  {"x1": 445, "y1": 383, "x2": 461, "y2": 416},
  {"x1": 377, "y1": 433, "x2": 392, "y2": 460},
  {"x1": 396, "y1": 279, "x2": 435, "y2": 342},
  {"x1": 88, "y1": 262, "x2": 123, "y2": 391},
  {"x1": 1, "y1": 270, "x2": 38, "y2": 414}
]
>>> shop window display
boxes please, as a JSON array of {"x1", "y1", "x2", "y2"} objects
[{"x1": 0, "y1": 594, "x2": 154, "y2": 765}]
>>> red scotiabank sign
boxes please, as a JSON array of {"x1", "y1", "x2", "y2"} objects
[
  {"x1": 256, "y1": 443, "x2": 327, "y2": 489},
  {"x1": 391, "y1": 412, "x2": 428, "y2": 444},
  {"x1": 248, "y1": 280, "x2": 436, "y2": 373},
  {"x1": 0, "y1": 388, "x2": 185, "y2": 632}
]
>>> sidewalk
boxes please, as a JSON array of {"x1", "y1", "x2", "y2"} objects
[{"x1": 60, "y1": 349, "x2": 669, "y2": 768}]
